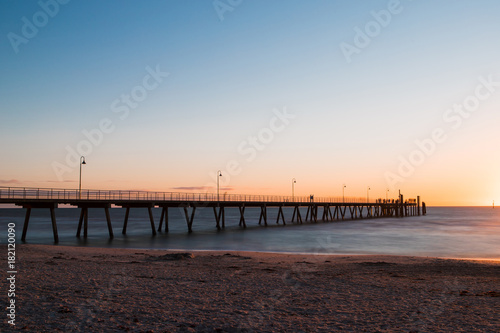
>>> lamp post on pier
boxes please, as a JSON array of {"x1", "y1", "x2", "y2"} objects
[
  {"x1": 79, "y1": 156, "x2": 86, "y2": 199},
  {"x1": 292, "y1": 178, "x2": 296, "y2": 201},
  {"x1": 217, "y1": 170, "x2": 222, "y2": 201},
  {"x1": 386, "y1": 188, "x2": 389, "y2": 202},
  {"x1": 367, "y1": 187, "x2": 371, "y2": 203},
  {"x1": 343, "y1": 184, "x2": 346, "y2": 203}
]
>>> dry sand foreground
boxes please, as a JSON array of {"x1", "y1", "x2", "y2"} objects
[{"x1": 2, "y1": 245, "x2": 499, "y2": 332}]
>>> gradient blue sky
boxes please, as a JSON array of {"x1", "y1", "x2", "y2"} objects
[{"x1": 1, "y1": 0, "x2": 500, "y2": 205}]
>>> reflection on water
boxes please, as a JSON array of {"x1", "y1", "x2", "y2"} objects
[{"x1": 1, "y1": 207, "x2": 499, "y2": 259}]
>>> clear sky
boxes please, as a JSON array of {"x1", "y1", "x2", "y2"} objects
[{"x1": 1, "y1": 0, "x2": 500, "y2": 206}]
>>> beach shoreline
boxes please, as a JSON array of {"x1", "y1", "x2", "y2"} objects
[{"x1": 2, "y1": 244, "x2": 499, "y2": 332}]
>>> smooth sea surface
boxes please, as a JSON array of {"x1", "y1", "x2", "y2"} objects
[{"x1": 1, "y1": 206, "x2": 499, "y2": 259}]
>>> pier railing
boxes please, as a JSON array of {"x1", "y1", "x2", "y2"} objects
[{"x1": 0, "y1": 186, "x2": 378, "y2": 204}]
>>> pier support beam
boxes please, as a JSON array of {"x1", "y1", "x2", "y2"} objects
[
  {"x1": 21, "y1": 207, "x2": 31, "y2": 241},
  {"x1": 259, "y1": 205, "x2": 267, "y2": 226},
  {"x1": 238, "y1": 205, "x2": 246, "y2": 228},
  {"x1": 122, "y1": 207, "x2": 130, "y2": 234},
  {"x1": 339, "y1": 206, "x2": 346, "y2": 220},
  {"x1": 348, "y1": 206, "x2": 355, "y2": 219},
  {"x1": 76, "y1": 207, "x2": 87, "y2": 237},
  {"x1": 18, "y1": 202, "x2": 59, "y2": 243},
  {"x1": 276, "y1": 206, "x2": 285, "y2": 225},
  {"x1": 158, "y1": 207, "x2": 169, "y2": 232},
  {"x1": 357, "y1": 206, "x2": 363, "y2": 218},
  {"x1": 291, "y1": 206, "x2": 302, "y2": 224},
  {"x1": 119, "y1": 203, "x2": 156, "y2": 236},
  {"x1": 148, "y1": 207, "x2": 156, "y2": 235},
  {"x1": 322, "y1": 205, "x2": 332, "y2": 221},
  {"x1": 311, "y1": 205, "x2": 318, "y2": 222},
  {"x1": 213, "y1": 206, "x2": 224, "y2": 230},
  {"x1": 333, "y1": 206, "x2": 339, "y2": 220},
  {"x1": 105, "y1": 207, "x2": 113, "y2": 238},
  {"x1": 76, "y1": 203, "x2": 114, "y2": 239},
  {"x1": 400, "y1": 194, "x2": 404, "y2": 217},
  {"x1": 366, "y1": 205, "x2": 372, "y2": 218},
  {"x1": 50, "y1": 207, "x2": 58, "y2": 242},
  {"x1": 183, "y1": 206, "x2": 196, "y2": 233},
  {"x1": 305, "y1": 205, "x2": 318, "y2": 222}
]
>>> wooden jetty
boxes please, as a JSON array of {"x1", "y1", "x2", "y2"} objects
[{"x1": 0, "y1": 187, "x2": 425, "y2": 243}]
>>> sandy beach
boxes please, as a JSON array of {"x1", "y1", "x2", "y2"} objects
[{"x1": 2, "y1": 245, "x2": 499, "y2": 332}]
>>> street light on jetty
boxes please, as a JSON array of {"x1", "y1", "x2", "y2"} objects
[
  {"x1": 292, "y1": 178, "x2": 296, "y2": 201},
  {"x1": 367, "y1": 187, "x2": 371, "y2": 203},
  {"x1": 79, "y1": 156, "x2": 86, "y2": 199},
  {"x1": 343, "y1": 184, "x2": 346, "y2": 203},
  {"x1": 217, "y1": 170, "x2": 222, "y2": 201},
  {"x1": 386, "y1": 188, "x2": 389, "y2": 202}
]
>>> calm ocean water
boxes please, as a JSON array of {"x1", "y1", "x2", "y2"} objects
[{"x1": 1, "y1": 206, "x2": 499, "y2": 259}]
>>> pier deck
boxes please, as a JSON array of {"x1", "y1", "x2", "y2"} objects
[{"x1": 0, "y1": 187, "x2": 424, "y2": 243}]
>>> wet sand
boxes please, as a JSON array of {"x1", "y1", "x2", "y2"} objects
[{"x1": 3, "y1": 245, "x2": 500, "y2": 332}]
